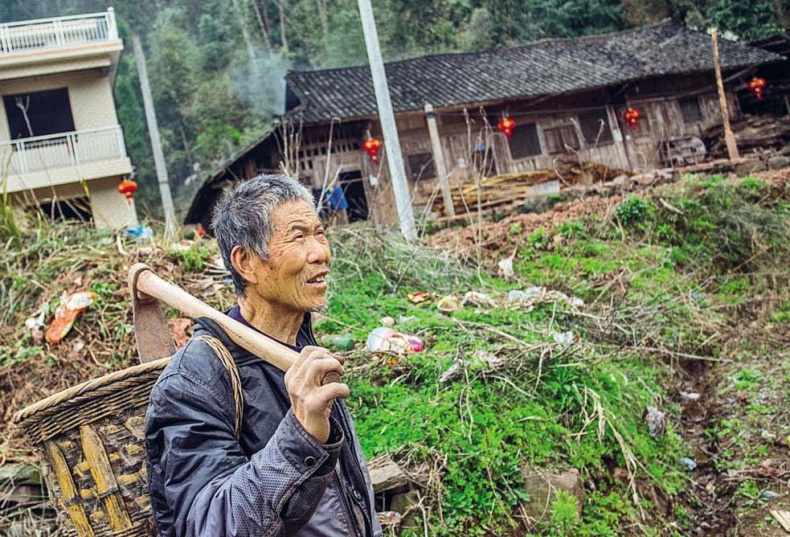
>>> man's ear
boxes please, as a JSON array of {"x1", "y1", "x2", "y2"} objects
[{"x1": 230, "y1": 246, "x2": 259, "y2": 286}]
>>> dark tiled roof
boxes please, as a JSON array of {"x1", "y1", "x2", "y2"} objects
[{"x1": 286, "y1": 23, "x2": 782, "y2": 123}]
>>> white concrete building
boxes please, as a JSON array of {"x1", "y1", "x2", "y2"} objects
[{"x1": 0, "y1": 8, "x2": 136, "y2": 229}]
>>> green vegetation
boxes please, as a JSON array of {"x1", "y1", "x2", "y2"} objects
[{"x1": 1, "y1": 175, "x2": 787, "y2": 534}]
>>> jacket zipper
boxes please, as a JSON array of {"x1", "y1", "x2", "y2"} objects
[
  {"x1": 335, "y1": 406, "x2": 374, "y2": 537},
  {"x1": 334, "y1": 467, "x2": 362, "y2": 537}
]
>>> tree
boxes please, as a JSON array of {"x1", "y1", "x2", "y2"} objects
[{"x1": 707, "y1": 0, "x2": 782, "y2": 40}]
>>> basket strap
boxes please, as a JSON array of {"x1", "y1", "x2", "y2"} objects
[{"x1": 196, "y1": 335, "x2": 244, "y2": 441}]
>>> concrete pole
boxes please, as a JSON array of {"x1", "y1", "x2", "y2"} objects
[
  {"x1": 357, "y1": 0, "x2": 417, "y2": 240},
  {"x1": 132, "y1": 35, "x2": 178, "y2": 240},
  {"x1": 711, "y1": 29, "x2": 740, "y2": 161},
  {"x1": 424, "y1": 104, "x2": 454, "y2": 217}
]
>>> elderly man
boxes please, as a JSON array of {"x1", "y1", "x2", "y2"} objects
[{"x1": 145, "y1": 175, "x2": 382, "y2": 537}]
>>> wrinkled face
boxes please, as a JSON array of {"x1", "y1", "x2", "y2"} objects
[{"x1": 252, "y1": 199, "x2": 331, "y2": 314}]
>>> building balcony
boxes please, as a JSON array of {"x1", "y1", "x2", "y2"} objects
[
  {"x1": 0, "y1": 10, "x2": 122, "y2": 81},
  {"x1": 0, "y1": 125, "x2": 132, "y2": 193}
]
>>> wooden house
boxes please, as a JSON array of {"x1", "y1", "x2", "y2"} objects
[{"x1": 186, "y1": 22, "x2": 781, "y2": 230}]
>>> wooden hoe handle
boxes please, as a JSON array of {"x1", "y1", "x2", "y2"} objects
[{"x1": 128, "y1": 263, "x2": 298, "y2": 372}]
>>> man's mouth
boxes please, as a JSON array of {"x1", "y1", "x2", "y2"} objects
[{"x1": 306, "y1": 272, "x2": 328, "y2": 285}]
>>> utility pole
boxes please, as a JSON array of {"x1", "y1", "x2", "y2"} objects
[
  {"x1": 711, "y1": 29, "x2": 739, "y2": 161},
  {"x1": 424, "y1": 104, "x2": 454, "y2": 217},
  {"x1": 357, "y1": 0, "x2": 417, "y2": 240},
  {"x1": 132, "y1": 35, "x2": 178, "y2": 240}
]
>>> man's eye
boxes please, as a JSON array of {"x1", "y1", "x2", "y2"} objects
[
  {"x1": 292, "y1": 233, "x2": 304, "y2": 241},
  {"x1": 316, "y1": 228, "x2": 326, "y2": 237}
]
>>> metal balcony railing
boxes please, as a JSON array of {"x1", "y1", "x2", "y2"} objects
[
  {"x1": 0, "y1": 125, "x2": 128, "y2": 175},
  {"x1": 0, "y1": 9, "x2": 118, "y2": 55}
]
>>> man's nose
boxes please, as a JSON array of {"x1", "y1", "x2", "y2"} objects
[{"x1": 307, "y1": 237, "x2": 330, "y2": 264}]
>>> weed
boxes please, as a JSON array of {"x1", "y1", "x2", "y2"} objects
[
  {"x1": 736, "y1": 480, "x2": 762, "y2": 506},
  {"x1": 167, "y1": 243, "x2": 213, "y2": 272},
  {"x1": 616, "y1": 196, "x2": 649, "y2": 226},
  {"x1": 559, "y1": 220, "x2": 586, "y2": 240},
  {"x1": 528, "y1": 227, "x2": 549, "y2": 250},
  {"x1": 546, "y1": 490, "x2": 579, "y2": 536}
]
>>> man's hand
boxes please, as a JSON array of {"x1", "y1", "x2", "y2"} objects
[{"x1": 284, "y1": 346, "x2": 349, "y2": 444}]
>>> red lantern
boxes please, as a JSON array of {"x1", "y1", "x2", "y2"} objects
[
  {"x1": 623, "y1": 107, "x2": 642, "y2": 130},
  {"x1": 362, "y1": 136, "x2": 382, "y2": 163},
  {"x1": 117, "y1": 179, "x2": 138, "y2": 204},
  {"x1": 747, "y1": 77, "x2": 766, "y2": 100},
  {"x1": 497, "y1": 117, "x2": 516, "y2": 140}
]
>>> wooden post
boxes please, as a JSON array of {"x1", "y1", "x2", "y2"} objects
[
  {"x1": 424, "y1": 104, "x2": 454, "y2": 217},
  {"x1": 606, "y1": 104, "x2": 633, "y2": 171},
  {"x1": 711, "y1": 29, "x2": 740, "y2": 161}
]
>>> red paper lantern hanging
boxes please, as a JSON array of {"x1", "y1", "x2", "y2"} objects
[
  {"x1": 622, "y1": 107, "x2": 642, "y2": 130},
  {"x1": 362, "y1": 136, "x2": 382, "y2": 163},
  {"x1": 117, "y1": 179, "x2": 138, "y2": 204},
  {"x1": 747, "y1": 77, "x2": 766, "y2": 100},
  {"x1": 497, "y1": 117, "x2": 516, "y2": 140}
]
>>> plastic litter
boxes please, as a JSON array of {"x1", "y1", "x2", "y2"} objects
[
  {"x1": 367, "y1": 327, "x2": 423, "y2": 354},
  {"x1": 123, "y1": 225, "x2": 153, "y2": 241},
  {"x1": 645, "y1": 406, "x2": 666, "y2": 440},
  {"x1": 462, "y1": 291, "x2": 496, "y2": 308},
  {"x1": 508, "y1": 287, "x2": 545, "y2": 302},
  {"x1": 322, "y1": 334, "x2": 355, "y2": 351},
  {"x1": 498, "y1": 257, "x2": 514, "y2": 278},
  {"x1": 679, "y1": 457, "x2": 697, "y2": 471},
  {"x1": 406, "y1": 292, "x2": 430, "y2": 304},
  {"x1": 437, "y1": 295, "x2": 463, "y2": 313},
  {"x1": 439, "y1": 361, "x2": 464, "y2": 383},
  {"x1": 507, "y1": 287, "x2": 585, "y2": 310},
  {"x1": 45, "y1": 292, "x2": 97, "y2": 344},
  {"x1": 380, "y1": 316, "x2": 395, "y2": 327},
  {"x1": 552, "y1": 331, "x2": 577, "y2": 345},
  {"x1": 762, "y1": 490, "x2": 779, "y2": 501},
  {"x1": 439, "y1": 350, "x2": 505, "y2": 383},
  {"x1": 472, "y1": 349, "x2": 506, "y2": 369},
  {"x1": 680, "y1": 391, "x2": 701, "y2": 401}
]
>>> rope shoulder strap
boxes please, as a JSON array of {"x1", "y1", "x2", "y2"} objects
[{"x1": 195, "y1": 335, "x2": 244, "y2": 441}]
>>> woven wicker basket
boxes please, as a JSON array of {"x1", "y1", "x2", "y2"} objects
[{"x1": 12, "y1": 357, "x2": 171, "y2": 537}]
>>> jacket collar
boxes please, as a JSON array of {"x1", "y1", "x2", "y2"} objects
[{"x1": 191, "y1": 312, "x2": 316, "y2": 368}]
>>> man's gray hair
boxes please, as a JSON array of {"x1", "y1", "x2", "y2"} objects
[{"x1": 212, "y1": 174, "x2": 315, "y2": 296}]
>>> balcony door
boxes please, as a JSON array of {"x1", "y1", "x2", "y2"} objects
[{"x1": 4, "y1": 88, "x2": 75, "y2": 140}]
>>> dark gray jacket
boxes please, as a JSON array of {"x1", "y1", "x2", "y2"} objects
[{"x1": 145, "y1": 316, "x2": 382, "y2": 537}]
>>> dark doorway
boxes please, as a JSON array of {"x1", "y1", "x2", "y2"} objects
[
  {"x1": 4, "y1": 88, "x2": 75, "y2": 139},
  {"x1": 338, "y1": 170, "x2": 368, "y2": 222},
  {"x1": 36, "y1": 197, "x2": 92, "y2": 223}
]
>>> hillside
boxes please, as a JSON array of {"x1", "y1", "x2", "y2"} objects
[{"x1": 1, "y1": 170, "x2": 788, "y2": 535}]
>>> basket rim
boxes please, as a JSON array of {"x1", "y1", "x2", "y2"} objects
[{"x1": 12, "y1": 356, "x2": 171, "y2": 424}]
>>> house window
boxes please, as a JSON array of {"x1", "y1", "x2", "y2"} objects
[
  {"x1": 544, "y1": 125, "x2": 580, "y2": 154},
  {"x1": 578, "y1": 109, "x2": 613, "y2": 145},
  {"x1": 679, "y1": 97, "x2": 703, "y2": 124},
  {"x1": 407, "y1": 152, "x2": 435, "y2": 180},
  {"x1": 509, "y1": 123, "x2": 542, "y2": 159},
  {"x1": 3, "y1": 88, "x2": 75, "y2": 139}
]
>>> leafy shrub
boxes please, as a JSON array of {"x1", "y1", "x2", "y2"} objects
[
  {"x1": 547, "y1": 490, "x2": 580, "y2": 537},
  {"x1": 528, "y1": 227, "x2": 549, "y2": 250},
  {"x1": 616, "y1": 196, "x2": 649, "y2": 226},
  {"x1": 559, "y1": 220, "x2": 586, "y2": 240}
]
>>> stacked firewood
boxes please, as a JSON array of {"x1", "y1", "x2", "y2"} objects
[
  {"x1": 703, "y1": 114, "x2": 790, "y2": 158},
  {"x1": 435, "y1": 160, "x2": 630, "y2": 217}
]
